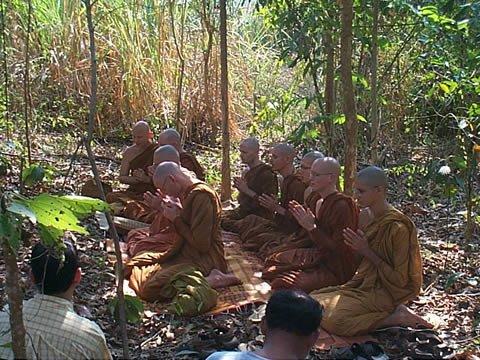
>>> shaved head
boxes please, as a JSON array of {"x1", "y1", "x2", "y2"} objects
[
  {"x1": 302, "y1": 151, "x2": 325, "y2": 165},
  {"x1": 132, "y1": 121, "x2": 153, "y2": 146},
  {"x1": 240, "y1": 137, "x2": 260, "y2": 152},
  {"x1": 357, "y1": 166, "x2": 388, "y2": 188},
  {"x1": 132, "y1": 120, "x2": 151, "y2": 135},
  {"x1": 299, "y1": 151, "x2": 325, "y2": 184},
  {"x1": 272, "y1": 143, "x2": 295, "y2": 158},
  {"x1": 312, "y1": 157, "x2": 340, "y2": 175},
  {"x1": 153, "y1": 145, "x2": 180, "y2": 165},
  {"x1": 158, "y1": 128, "x2": 182, "y2": 152}
]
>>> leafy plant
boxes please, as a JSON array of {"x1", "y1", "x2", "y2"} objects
[{"x1": 108, "y1": 295, "x2": 144, "y2": 324}]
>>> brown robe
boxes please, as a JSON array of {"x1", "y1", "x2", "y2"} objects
[
  {"x1": 180, "y1": 152, "x2": 205, "y2": 181},
  {"x1": 311, "y1": 208, "x2": 422, "y2": 336},
  {"x1": 126, "y1": 182, "x2": 227, "y2": 302},
  {"x1": 263, "y1": 191, "x2": 360, "y2": 293},
  {"x1": 106, "y1": 143, "x2": 157, "y2": 204},
  {"x1": 235, "y1": 173, "x2": 306, "y2": 255},
  {"x1": 222, "y1": 163, "x2": 278, "y2": 231},
  {"x1": 125, "y1": 212, "x2": 178, "y2": 258}
]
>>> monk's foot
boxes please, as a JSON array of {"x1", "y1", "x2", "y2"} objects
[
  {"x1": 377, "y1": 304, "x2": 433, "y2": 330},
  {"x1": 206, "y1": 269, "x2": 241, "y2": 289}
]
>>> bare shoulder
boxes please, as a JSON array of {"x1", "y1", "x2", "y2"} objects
[{"x1": 122, "y1": 144, "x2": 139, "y2": 159}]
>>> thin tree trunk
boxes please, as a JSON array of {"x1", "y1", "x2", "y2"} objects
[
  {"x1": 0, "y1": 0, "x2": 9, "y2": 140},
  {"x1": 324, "y1": 27, "x2": 336, "y2": 156},
  {"x1": 23, "y1": 0, "x2": 32, "y2": 164},
  {"x1": 83, "y1": 1, "x2": 130, "y2": 359},
  {"x1": 340, "y1": 0, "x2": 357, "y2": 195},
  {"x1": 169, "y1": 0, "x2": 186, "y2": 133},
  {"x1": 219, "y1": 0, "x2": 231, "y2": 201},
  {"x1": 370, "y1": 0, "x2": 380, "y2": 163},
  {"x1": 1, "y1": 217, "x2": 26, "y2": 359}
]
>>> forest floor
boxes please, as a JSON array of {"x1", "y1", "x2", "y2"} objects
[{"x1": 0, "y1": 135, "x2": 479, "y2": 359}]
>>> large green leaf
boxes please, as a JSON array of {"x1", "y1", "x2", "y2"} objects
[
  {"x1": 22, "y1": 165, "x2": 45, "y2": 186},
  {"x1": 0, "y1": 213, "x2": 21, "y2": 252},
  {"x1": 108, "y1": 295, "x2": 144, "y2": 324},
  {"x1": 57, "y1": 195, "x2": 110, "y2": 219},
  {"x1": 7, "y1": 202, "x2": 37, "y2": 223}
]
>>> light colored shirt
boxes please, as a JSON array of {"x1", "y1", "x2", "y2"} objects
[
  {"x1": 0, "y1": 294, "x2": 112, "y2": 360},
  {"x1": 207, "y1": 351, "x2": 270, "y2": 360}
]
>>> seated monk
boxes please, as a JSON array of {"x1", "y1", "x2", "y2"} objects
[
  {"x1": 256, "y1": 150, "x2": 325, "y2": 258},
  {"x1": 122, "y1": 145, "x2": 181, "y2": 223},
  {"x1": 234, "y1": 143, "x2": 306, "y2": 254},
  {"x1": 222, "y1": 137, "x2": 278, "y2": 231},
  {"x1": 263, "y1": 157, "x2": 360, "y2": 292},
  {"x1": 158, "y1": 128, "x2": 205, "y2": 181},
  {"x1": 106, "y1": 121, "x2": 157, "y2": 204},
  {"x1": 126, "y1": 162, "x2": 230, "y2": 302},
  {"x1": 310, "y1": 166, "x2": 431, "y2": 336}
]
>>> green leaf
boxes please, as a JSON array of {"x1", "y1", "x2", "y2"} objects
[
  {"x1": 109, "y1": 295, "x2": 144, "y2": 324},
  {"x1": 7, "y1": 202, "x2": 37, "y2": 223},
  {"x1": 439, "y1": 82, "x2": 450, "y2": 93},
  {"x1": 445, "y1": 272, "x2": 464, "y2": 289},
  {"x1": 57, "y1": 195, "x2": 110, "y2": 219},
  {"x1": 0, "y1": 342, "x2": 12, "y2": 349},
  {"x1": 0, "y1": 213, "x2": 21, "y2": 252},
  {"x1": 333, "y1": 114, "x2": 346, "y2": 125},
  {"x1": 357, "y1": 114, "x2": 367, "y2": 122},
  {"x1": 22, "y1": 165, "x2": 45, "y2": 186},
  {"x1": 38, "y1": 224, "x2": 65, "y2": 248}
]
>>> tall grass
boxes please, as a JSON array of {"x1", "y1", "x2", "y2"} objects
[{"x1": 1, "y1": 0, "x2": 291, "y2": 142}]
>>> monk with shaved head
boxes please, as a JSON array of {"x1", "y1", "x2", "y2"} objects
[
  {"x1": 233, "y1": 143, "x2": 306, "y2": 253},
  {"x1": 126, "y1": 162, "x2": 231, "y2": 302},
  {"x1": 311, "y1": 166, "x2": 430, "y2": 336},
  {"x1": 106, "y1": 120, "x2": 157, "y2": 205},
  {"x1": 262, "y1": 157, "x2": 360, "y2": 292},
  {"x1": 222, "y1": 137, "x2": 278, "y2": 231},
  {"x1": 158, "y1": 128, "x2": 205, "y2": 180}
]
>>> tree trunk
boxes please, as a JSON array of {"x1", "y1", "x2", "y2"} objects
[
  {"x1": 340, "y1": 0, "x2": 357, "y2": 195},
  {"x1": 23, "y1": 0, "x2": 32, "y2": 164},
  {"x1": 370, "y1": 0, "x2": 380, "y2": 164},
  {"x1": 324, "y1": 27, "x2": 336, "y2": 156},
  {"x1": 83, "y1": 1, "x2": 130, "y2": 358},
  {"x1": 0, "y1": 0, "x2": 9, "y2": 140},
  {"x1": 1, "y1": 232, "x2": 27, "y2": 359},
  {"x1": 219, "y1": 0, "x2": 231, "y2": 201}
]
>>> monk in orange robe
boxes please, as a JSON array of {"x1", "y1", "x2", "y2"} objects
[
  {"x1": 106, "y1": 121, "x2": 157, "y2": 204},
  {"x1": 122, "y1": 145, "x2": 180, "y2": 223},
  {"x1": 256, "y1": 151, "x2": 325, "y2": 258},
  {"x1": 235, "y1": 143, "x2": 306, "y2": 253},
  {"x1": 126, "y1": 162, "x2": 228, "y2": 302},
  {"x1": 158, "y1": 128, "x2": 205, "y2": 181},
  {"x1": 222, "y1": 137, "x2": 278, "y2": 231},
  {"x1": 263, "y1": 157, "x2": 360, "y2": 293},
  {"x1": 311, "y1": 166, "x2": 431, "y2": 336}
]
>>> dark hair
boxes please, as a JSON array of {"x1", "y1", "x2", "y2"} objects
[
  {"x1": 30, "y1": 242, "x2": 79, "y2": 295},
  {"x1": 265, "y1": 290, "x2": 323, "y2": 336}
]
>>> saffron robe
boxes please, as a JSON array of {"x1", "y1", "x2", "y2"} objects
[
  {"x1": 235, "y1": 173, "x2": 306, "y2": 254},
  {"x1": 263, "y1": 192, "x2": 360, "y2": 292},
  {"x1": 106, "y1": 143, "x2": 157, "y2": 204},
  {"x1": 126, "y1": 183, "x2": 228, "y2": 302},
  {"x1": 222, "y1": 163, "x2": 278, "y2": 231},
  {"x1": 310, "y1": 208, "x2": 423, "y2": 336},
  {"x1": 256, "y1": 189, "x2": 323, "y2": 258},
  {"x1": 180, "y1": 152, "x2": 205, "y2": 181}
]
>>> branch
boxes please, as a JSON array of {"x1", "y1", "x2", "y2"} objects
[{"x1": 83, "y1": 1, "x2": 130, "y2": 358}]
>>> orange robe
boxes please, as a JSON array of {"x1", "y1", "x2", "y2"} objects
[
  {"x1": 222, "y1": 163, "x2": 278, "y2": 231},
  {"x1": 235, "y1": 173, "x2": 306, "y2": 254},
  {"x1": 311, "y1": 208, "x2": 422, "y2": 336},
  {"x1": 106, "y1": 143, "x2": 157, "y2": 204},
  {"x1": 180, "y1": 152, "x2": 205, "y2": 181},
  {"x1": 263, "y1": 191, "x2": 360, "y2": 293},
  {"x1": 125, "y1": 212, "x2": 178, "y2": 258},
  {"x1": 126, "y1": 183, "x2": 227, "y2": 302}
]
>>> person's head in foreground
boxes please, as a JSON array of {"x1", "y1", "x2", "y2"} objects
[
  {"x1": 355, "y1": 166, "x2": 388, "y2": 208},
  {"x1": 30, "y1": 241, "x2": 81, "y2": 298},
  {"x1": 206, "y1": 290, "x2": 323, "y2": 360}
]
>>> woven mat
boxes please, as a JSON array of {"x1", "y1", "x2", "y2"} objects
[{"x1": 207, "y1": 232, "x2": 271, "y2": 314}]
